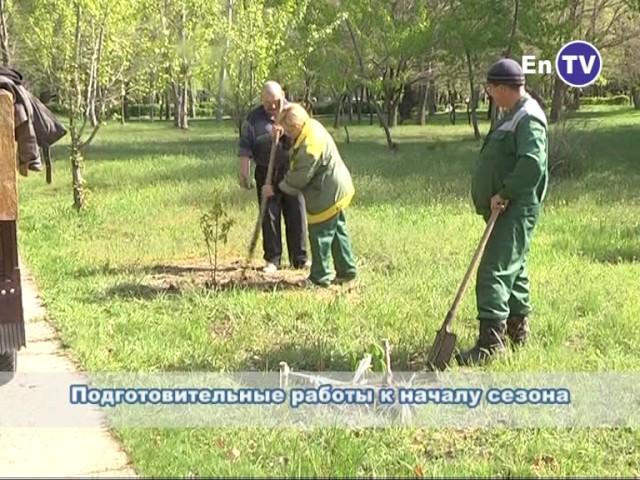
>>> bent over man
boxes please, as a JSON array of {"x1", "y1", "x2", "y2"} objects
[{"x1": 262, "y1": 103, "x2": 357, "y2": 287}]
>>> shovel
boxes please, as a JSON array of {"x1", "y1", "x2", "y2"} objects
[
  {"x1": 426, "y1": 208, "x2": 501, "y2": 371},
  {"x1": 246, "y1": 129, "x2": 282, "y2": 262}
]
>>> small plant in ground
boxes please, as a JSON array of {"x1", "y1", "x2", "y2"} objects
[{"x1": 200, "y1": 189, "x2": 234, "y2": 286}]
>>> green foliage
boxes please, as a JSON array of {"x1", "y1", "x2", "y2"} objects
[
  {"x1": 222, "y1": 0, "x2": 306, "y2": 123},
  {"x1": 14, "y1": 0, "x2": 137, "y2": 115},
  {"x1": 200, "y1": 188, "x2": 235, "y2": 285}
]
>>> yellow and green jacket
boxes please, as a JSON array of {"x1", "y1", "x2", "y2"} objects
[{"x1": 278, "y1": 118, "x2": 355, "y2": 224}]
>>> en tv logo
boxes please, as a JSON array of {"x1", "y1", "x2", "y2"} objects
[{"x1": 522, "y1": 40, "x2": 603, "y2": 88}]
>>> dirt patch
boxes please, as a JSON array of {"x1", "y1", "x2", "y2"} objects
[{"x1": 145, "y1": 260, "x2": 309, "y2": 293}]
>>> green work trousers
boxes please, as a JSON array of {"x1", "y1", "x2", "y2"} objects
[
  {"x1": 308, "y1": 211, "x2": 357, "y2": 286},
  {"x1": 476, "y1": 207, "x2": 540, "y2": 321}
]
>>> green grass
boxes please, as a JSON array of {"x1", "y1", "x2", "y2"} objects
[{"x1": 18, "y1": 106, "x2": 640, "y2": 476}]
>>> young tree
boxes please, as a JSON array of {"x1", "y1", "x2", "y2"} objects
[{"x1": 15, "y1": 0, "x2": 137, "y2": 209}]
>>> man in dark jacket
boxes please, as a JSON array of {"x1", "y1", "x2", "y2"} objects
[{"x1": 238, "y1": 81, "x2": 307, "y2": 273}]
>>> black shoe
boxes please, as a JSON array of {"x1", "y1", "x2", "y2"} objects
[
  {"x1": 507, "y1": 315, "x2": 529, "y2": 346},
  {"x1": 291, "y1": 259, "x2": 311, "y2": 269},
  {"x1": 456, "y1": 319, "x2": 506, "y2": 366}
]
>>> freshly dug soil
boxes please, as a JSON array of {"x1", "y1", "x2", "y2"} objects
[{"x1": 145, "y1": 260, "x2": 309, "y2": 293}]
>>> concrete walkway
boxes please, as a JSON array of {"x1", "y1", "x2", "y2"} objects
[{"x1": 0, "y1": 268, "x2": 137, "y2": 477}]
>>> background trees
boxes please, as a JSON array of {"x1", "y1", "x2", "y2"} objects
[{"x1": 4, "y1": 0, "x2": 639, "y2": 206}]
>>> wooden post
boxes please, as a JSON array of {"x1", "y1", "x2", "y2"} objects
[
  {"x1": 0, "y1": 89, "x2": 26, "y2": 353},
  {"x1": 0, "y1": 91, "x2": 17, "y2": 221}
]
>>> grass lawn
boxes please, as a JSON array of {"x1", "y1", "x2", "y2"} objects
[{"x1": 17, "y1": 105, "x2": 640, "y2": 476}]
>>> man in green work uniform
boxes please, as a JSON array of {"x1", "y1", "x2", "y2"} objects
[
  {"x1": 262, "y1": 103, "x2": 357, "y2": 287},
  {"x1": 457, "y1": 58, "x2": 549, "y2": 366}
]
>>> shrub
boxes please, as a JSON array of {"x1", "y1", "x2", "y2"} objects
[{"x1": 548, "y1": 119, "x2": 589, "y2": 178}]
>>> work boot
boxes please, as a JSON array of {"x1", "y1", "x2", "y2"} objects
[
  {"x1": 507, "y1": 315, "x2": 529, "y2": 346},
  {"x1": 456, "y1": 319, "x2": 507, "y2": 366}
]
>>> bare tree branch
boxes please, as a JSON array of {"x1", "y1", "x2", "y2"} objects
[
  {"x1": 505, "y1": 0, "x2": 519, "y2": 57},
  {"x1": 80, "y1": 123, "x2": 101, "y2": 150}
]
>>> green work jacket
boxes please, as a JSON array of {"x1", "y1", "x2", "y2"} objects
[{"x1": 472, "y1": 94, "x2": 549, "y2": 216}]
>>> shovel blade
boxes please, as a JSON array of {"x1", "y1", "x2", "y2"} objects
[{"x1": 426, "y1": 329, "x2": 457, "y2": 371}]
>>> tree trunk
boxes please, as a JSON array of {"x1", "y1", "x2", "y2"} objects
[
  {"x1": 190, "y1": 80, "x2": 196, "y2": 119},
  {"x1": 0, "y1": 0, "x2": 10, "y2": 66},
  {"x1": 388, "y1": 101, "x2": 399, "y2": 128},
  {"x1": 164, "y1": 90, "x2": 170, "y2": 120},
  {"x1": 69, "y1": 2, "x2": 86, "y2": 211},
  {"x1": 367, "y1": 88, "x2": 374, "y2": 125},
  {"x1": 448, "y1": 89, "x2": 456, "y2": 125},
  {"x1": 216, "y1": 61, "x2": 226, "y2": 121},
  {"x1": 632, "y1": 86, "x2": 640, "y2": 110},
  {"x1": 173, "y1": 84, "x2": 180, "y2": 127},
  {"x1": 301, "y1": 72, "x2": 314, "y2": 114},
  {"x1": 180, "y1": 80, "x2": 189, "y2": 129},
  {"x1": 120, "y1": 83, "x2": 127, "y2": 125},
  {"x1": 356, "y1": 85, "x2": 363, "y2": 123},
  {"x1": 333, "y1": 94, "x2": 343, "y2": 129},
  {"x1": 88, "y1": 25, "x2": 104, "y2": 128},
  {"x1": 347, "y1": 94, "x2": 353, "y2": 123},
  {"x1": 369, "y1": 93, "x2": 396, "y2": 150},
  {"x1": 550, "y1": 75, "x2": 566, "y2": 123},
  {"x1": 464, "y1": 48, "x2": 481, "y2": 140},
  {"x1": 343, "y1": 125, "x2": 350, "y2": 144},
  {"x1": 217, "y1": 0, "x2": 233, "y2": 121},
  {"x1": 428, "y1": 83, "x2": 437, "y2": 116},
  {"x1": 418, "y1": 84, "x2": 428, "y2": 125},
  {"x1": 70, "y1": 142, "x2": 85, "y2": 210}
]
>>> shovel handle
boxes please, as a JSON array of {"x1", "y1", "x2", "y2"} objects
[
  {"x1": 444, "y1": 208, "x2": 501, "y2": 330},
  {"x1": 247, "y1": 129, "x2": 282, "y2": 261}
]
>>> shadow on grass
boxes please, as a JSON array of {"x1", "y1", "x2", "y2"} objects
[
  {"x1": 104, "y1": 282, "x2": 179, "y2": 299},
  {"x1": 552, "y1": 222, "x2": 640, "y2": 264},
  {"x1": 565, "y1": 107, "x2": 638, "y2": 121},
  {"x1": 51, "y1": 137, "x2": 234, "y2": 167},
  {"x1": 579, "y1": 246, "x2": 639, "y2": 265}
]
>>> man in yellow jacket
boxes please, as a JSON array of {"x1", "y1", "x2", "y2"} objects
[{"x1": 262, "y1": 103, "x2": 357, "y2": 287}]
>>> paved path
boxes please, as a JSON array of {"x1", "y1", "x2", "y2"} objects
[{"x1": 0, "y1": 267, "x2": 137, "y2": 477}]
